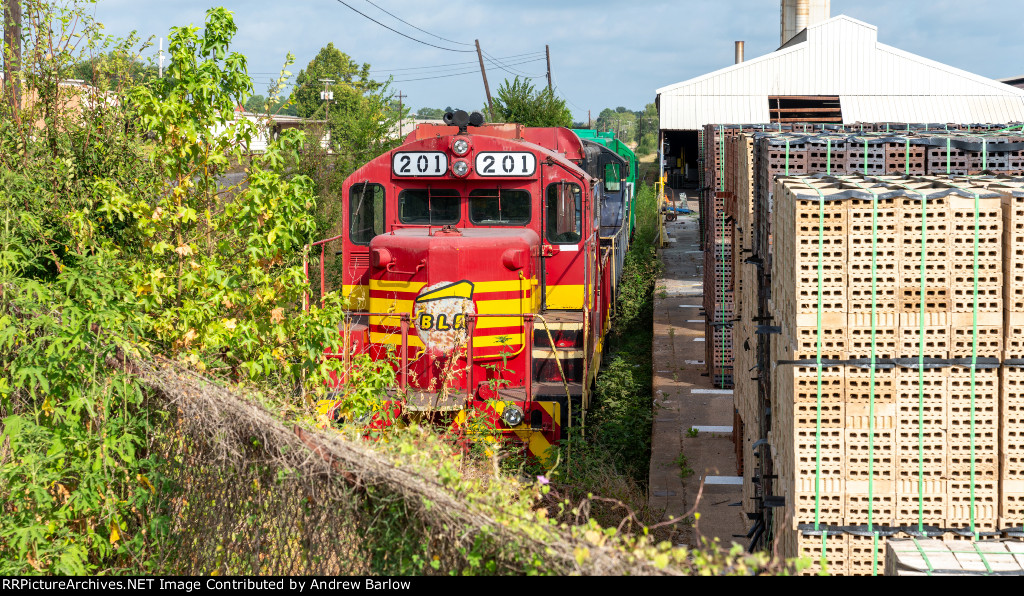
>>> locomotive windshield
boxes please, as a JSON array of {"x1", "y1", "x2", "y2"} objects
[
  {"x1": 398, "y1": 188, "x2": 460, "y2": 225},
  {"x1": 545, "y1": 182, "x2": 582, "y2": 244},
  {"x1": 469, "y1": 189, "x2": 531, "y2": 226},
  {"x1": 350, "y1": 182, "x2": 385, "y2": 245},
  {"x1": 605, "y1": 163, "x2": 621, "y2": 192}
]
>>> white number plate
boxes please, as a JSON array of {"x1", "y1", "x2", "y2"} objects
[
  {"x1": 392, "y1": 151, "x2": 448, "y2": 177},
  {"x1": 474, "y1": 152, "x2": 537, "y2": 177}
]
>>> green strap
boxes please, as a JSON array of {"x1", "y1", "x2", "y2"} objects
[
  {"x1": 846, "y1": 177, "x2": 882, "y2": 562},
  {"x1": 879, "y1": 176, "x2": 929, "y2": 530},
  {"x1": 971, "y1": 543, "x2": 994, "y2": 574},
  {"x1": 911, "y1": 538, "x2": 935, "y2": 576},
  {"x1": 946, "y1": 138, "x2": 951, "y2": 176},
  {"x1": 942, "y1": 180, "x2": 984, "y2": 539},
  {"x1": 811, "y1": 186, "x2": 827, "y2": 532},
  {"x1": 873, "y1": 532, "x2": 879, "y2": 576},
  {"x1": 718, "y1": 126, "x2": 724, "y2": 192},
  {"x1": 982, "y1": 139, "x2": 988, "y2": 172},
  {"x1": 826, "y1": 138, "x2": 832, "y2": 175},
  {"x1": 996, "y1": 123, "x2": 1024, "y2": 133},
  {"x1": 716, "y1": 126, "x2": 725, "y2": 387}
]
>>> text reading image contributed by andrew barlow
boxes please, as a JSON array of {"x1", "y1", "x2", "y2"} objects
[{"x1": 2, "y1": 578, "x2": 416, "y2": 592}]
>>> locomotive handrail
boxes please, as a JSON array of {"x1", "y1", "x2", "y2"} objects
[
  {"x1": 386, "y1": 258, "x2": 427, "y2": 276},
  {"x1": 330, "y1": 311, "x2": 573, "y2": 413},
  {"x1": 303, "y1": 233, "x2": 345, "y2": 312}
]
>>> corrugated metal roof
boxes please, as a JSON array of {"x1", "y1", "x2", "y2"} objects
[{"x1": 658, "y1": 15, "x2": 1024, "y2": 130}]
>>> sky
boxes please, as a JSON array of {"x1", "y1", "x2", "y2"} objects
[{"x1": 80, "y1": 0, "x2": 1024, "y2": 122}]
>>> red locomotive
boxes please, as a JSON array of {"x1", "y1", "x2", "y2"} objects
[{"x1": 309, "y1": 110, "x2": 631, "y2": 461}]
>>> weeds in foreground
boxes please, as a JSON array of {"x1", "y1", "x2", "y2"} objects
[{"x1": 674, "y1": 452, "x2": 695, "y2": 479}]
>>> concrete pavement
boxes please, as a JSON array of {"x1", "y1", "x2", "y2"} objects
[{"x1": 648, "y1": 198, "x2": 752, "y2": 548}]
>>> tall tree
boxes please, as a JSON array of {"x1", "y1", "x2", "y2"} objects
[
  {"x1": 490, "y1": 76, "x2": 571, "y2": 128},
  {"x1": 289, "y1": 43, "x2": 404, "y2": 173}
]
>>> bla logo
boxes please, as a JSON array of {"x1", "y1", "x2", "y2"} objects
[{"x1": 413, "y1": 281, "x2": 476, "y2": 353}]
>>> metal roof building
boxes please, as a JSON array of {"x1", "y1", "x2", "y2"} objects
[{"x1": 656, "y1": 14, "x2": 1024, "y2": 186}]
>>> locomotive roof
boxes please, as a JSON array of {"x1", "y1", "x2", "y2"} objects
[{"x1": 347, "y1": 123, "x2": 592, "y2": 185}]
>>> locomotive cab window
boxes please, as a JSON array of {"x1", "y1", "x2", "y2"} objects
[
  {"x1": 469, "y1": 189, "x2": 530, "y2": 226},
  {"x1": 350, "y1": 183, "x2": 385, "y2": 245},
  {"x1": 398, "y1": 189, "x2": 460, "y2": 225},
  {"x1": 545, "y1": 182, "x2": 582, "y2": 244},
  {"x1": 604, "y1": 163, "x2": 621, "y2": 192}
]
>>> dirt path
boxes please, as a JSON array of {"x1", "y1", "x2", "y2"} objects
[{"x1": 648, "y1": 198, "x2": 752, "y2": 548}]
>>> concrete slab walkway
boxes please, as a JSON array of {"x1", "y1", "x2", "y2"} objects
[{"x1": 648, "y1": 197, "x2": 752, "y2": 548}]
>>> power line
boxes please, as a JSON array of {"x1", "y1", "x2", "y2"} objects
[
  {"x1": 362, "y1": 0, "x2": 474, "y2": 47},
  {"x1": 386, "y1": 56, "x2": 544, "y2": 79},
  {"x1": 390, "y1": 68, "x2": 482, "y2": 84},
  {"x1": 550, "y1": 72, "x2": 583, "y2": 112},
  {"x1": 333, "y1": 0, "x2": 475, "y2": 53},
  {"x1": 384, "y1": 57, "x2": 545, "y2": 83},
  {"x1": 482, "y1": 50, "x2": 546, "y2": 79},
  {"x1": 370, "y1": 52, "x2": 543, "y2": 74}
]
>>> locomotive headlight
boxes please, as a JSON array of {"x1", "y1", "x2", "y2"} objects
[
  {"x1": 501, "y1": 404, "x2": 524, "y2": 427},
  {"x1": 452, "y1": 160, "x2": 469, "y2": 177},
  {"x1": 452, "y1": 138, "x2": 470, "y2": 156}
]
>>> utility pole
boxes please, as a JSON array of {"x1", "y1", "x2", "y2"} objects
[
  {"x1": 545, "y1": 44, "x2": 552, "y2": 92},
  {"x1": 3, "y1": 0, "x2": 22, "y2": 111},
  {"x1": 474, "y1": 39, "x2": 493, "y2": 120},
  {"x1": 396, "y1": 90, "x2": 404, "y2": 136},
  {"x1": 158, "y1": 38, "x2": 164, "y2": 78},
  {"x1": 318, "y1": 78, "x2": 334, "y2": 120},
  {"x1": 588, "y1": 110, "x2": 591, "y2": 128},
  {"x1": 319, "y1": 79, "x2": 334, "y2": 149}
]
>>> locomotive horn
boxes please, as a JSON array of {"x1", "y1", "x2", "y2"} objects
[
  {"x1": 444, "y1": 110, "x2": 472, "y2": 133},
  {"x1": 469, "y1": 111, "x2": 484, "y2": 126}
]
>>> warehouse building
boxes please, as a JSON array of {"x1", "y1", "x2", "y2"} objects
[{"x1": 656, "y1": 8, "x2": 1024, "y2": 190}]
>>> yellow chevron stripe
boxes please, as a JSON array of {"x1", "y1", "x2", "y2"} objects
[
  {"x1": 368, "y1": 332, "x2": 524, "y2": 349},
  {"x1": 453, "y1": 401, "x2": 560, "y2": 463},
  {"x1": 368, "y1": 279, "x2": 532, "y2": 293},
  {"x1": 343, "y1": 284, "x2": 369, "y2": 309},
  {"x1": 368, "y1": 297, "x2": 533, "y2": 317},
  {"x1": 510, "y1": 401, "x2": 559, "y2": 463}
]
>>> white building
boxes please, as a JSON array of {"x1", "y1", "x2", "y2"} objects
[
  {"x1": 656, "y1": 11, "x2": 1024, "y2": 185},
  {"x1": 212, "y1": 108, "x2": 330, "y2": 153}
]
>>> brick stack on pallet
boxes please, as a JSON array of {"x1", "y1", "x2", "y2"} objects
[
  {"x1": 960, "y1": 176, "x2": 1024, "y2": 534},
  {"x1": 711, "y1": 123, "x2": 1024, "y2": 575},
  {"x1": 702, "y1": 125, "x2": 736, "y2": 388},
  {"x1": 704, "y1": 124, "x2": 861, "y2": 388},
  {"x1": 767, "y1": 174, "x2": 1012, "y2": 575},
  {"x1": 732, "y1": 134, "x2": 758, "y2": 500}
]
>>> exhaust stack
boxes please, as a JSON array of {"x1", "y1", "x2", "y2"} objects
[{"x1": 780, "y1": 0, "x2": 830, "y2": 46}]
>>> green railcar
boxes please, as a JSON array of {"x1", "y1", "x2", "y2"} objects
[{"x1": 571, "y1": 129, "x2": 638, "y2": 235}]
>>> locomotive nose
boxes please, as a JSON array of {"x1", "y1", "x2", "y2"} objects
[{"x1": 367, "y1": 228, "x2": 542, "y2": 386}]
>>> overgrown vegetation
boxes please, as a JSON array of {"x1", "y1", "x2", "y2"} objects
[
  {"x1": 557, "y1": 184, "x2": 662, "y2": 530},
  {"x1": 0, "y1": 3, "x2": 356, "y2": 573},
  {"x1": 488, "y1": 76, "x2": 572, "y2": 127},
  {"x1": 0, "y1": 2, "x2": 795, "y2": 575}
]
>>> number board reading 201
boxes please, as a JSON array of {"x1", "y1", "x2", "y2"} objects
[
  {"x1": 474, "y1": 152, "x2": 537, "y2": 177},
  {"x1": 392, "y1": 151, "x2": 448, "y2": 177}
]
